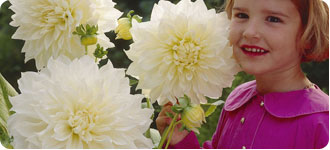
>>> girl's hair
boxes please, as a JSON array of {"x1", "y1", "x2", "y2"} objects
[{"x1": 225, "y1": 0, "x2": 329, "y2": 62}]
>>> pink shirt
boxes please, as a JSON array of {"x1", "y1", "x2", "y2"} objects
[{"x1": 170, "y1": 80, "x2": 329, "y2": 149}]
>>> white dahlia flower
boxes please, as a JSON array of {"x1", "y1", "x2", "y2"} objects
[
  {"x1": 7, "y1": 56, "x2": 153, "y2": 149},
  {"x1": 126, "y1": 0, "x2": 241, "y2": 105},
  {"x1": 9, "y1": 0, "x2": 122, "y2": 69}
]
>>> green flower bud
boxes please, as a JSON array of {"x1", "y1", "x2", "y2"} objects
[
  {"x1": 81, "y1": 35, "x2": 97, "y2": 46},
  {"x1": 93, "y1": 44, "x2": 107, "y2": 59},
  {"x1": 181, "y1": 104, "x2": 206, "y2": 134},
  {"x1": 73, "y1": 24, "x2": 99, "y2": 48},
  {"x1": 115, "y1": 18, "x2": 132, "y2": 40}
]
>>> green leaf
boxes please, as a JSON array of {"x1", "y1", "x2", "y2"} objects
[
  {"x1": 0, "y1": 73, "x2": 17, "y2": 148},
  {"x1": 0, "y1": 74, "x2": 17, "y2": 97},
  {"x1": 177, "y1": 95, "x2": 190, "y2": 108},
  {"x1": 165, "y1": 112, "x2": 174, "y2": 119},
  {"x1": 205, "y1": 105, "x2": 217, "y2": 117},
  {"x1": 204, "y1": 100, "x2": 224, "y2": 117},
  {"x1": 81, "y1": 24, "x2": 85, "y2": 31},
  {"x1": 129, "y1": 78, "x2": 138, "y2": 86},
  {"x1": 171, "y1": 105, "x2": 184, "y2": 114},
  {"x1": 93, "y1": 44, "x2": 107, "y2": 59},
  {"x1": 0, "y1": 74, "x2": 17, "y2": 122},
  {"x1": 86, "y1": 24, "x2": 91, "y2": 31},
  {"x1": 0, "y1": 121, "x2": 13, "y2": 149},
  {"x1": 144, "y1": 128, "x2": 151, "y2": 138},
  {"x1": 127, "y1": 10, "x2": 135, "y2": 18}
]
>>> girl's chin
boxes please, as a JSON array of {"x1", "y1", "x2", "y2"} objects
[{"x1": 239, "y1": 65, "x2": 266, "y2": 76}]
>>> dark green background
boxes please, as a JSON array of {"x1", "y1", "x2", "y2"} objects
[{"x1": 0, "y1": 0, "x2": 328, "y2": 146}]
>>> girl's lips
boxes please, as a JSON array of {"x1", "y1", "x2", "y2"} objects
[{"x1": 240, "y1": 45, "x2": 269, "y2": 56}]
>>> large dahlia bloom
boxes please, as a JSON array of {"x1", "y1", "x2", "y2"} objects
[
  {"x1": 126, "y1": 0, "x2": 240, "y2": 105},
  {"x1": 9, "y1": 0, "x2": 122, "y2": 69},
  {"x1": 7, "y1": 56, "x2": 153, "y2": 149}
]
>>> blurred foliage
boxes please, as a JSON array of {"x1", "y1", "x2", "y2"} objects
[{"x1": 0, "y1": 0, "x2": 328, "y2": 147}]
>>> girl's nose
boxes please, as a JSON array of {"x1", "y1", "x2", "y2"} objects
[{"x1": 242, "y1": 21, "x2": 260, "y2": 41}]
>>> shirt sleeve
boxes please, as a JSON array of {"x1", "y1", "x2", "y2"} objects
[
  {"x1": 314, "y1": 112, "x2": 329, "y2": 149},
  {"x1": 166, "y1": 132, "x2": 200, "y2": 149},
  {"x1": 202, "y1": 108, "x2": 228, "y2": 148},
  {"x1": 168, "y1": 108, "x2": 228, "y2": 149}
]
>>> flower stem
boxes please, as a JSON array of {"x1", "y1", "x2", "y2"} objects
[
  {"x1": 85, "y1": 45, "x2": 88, "y2": 55},
  {"x1": 145, "y1": 98, "x2": 152, "y2": 139},
  {"x1": 165, "y1": 120, "x2": 182, "y2": 149},
  {"x1": 146, "y1": 97, "x2": 151, "y2": 108},
  {"x1": 157, "y1": 113, "x2": 178, "y2": 149},
  {"x1": 146, "y1": 98, "x2": 154, "y2": 120}
]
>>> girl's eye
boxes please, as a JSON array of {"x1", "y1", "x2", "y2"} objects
[
  {"x1": 266, "y1": 16, "x2": 282, "y2": 23},
  {"x1": 235, "y1": 13, "x2": 249, "y2": 19}
]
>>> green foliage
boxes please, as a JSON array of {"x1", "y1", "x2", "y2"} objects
[
  {"x1": 73, "y1": 24, "x2": 99, "y2": 51},
  {"x1": 205, "y1": 105, "x2": 217, "y2": 117},
  {"x1": 0, "y1": 1, "x2": 37, "y2": 93},
  {"x1": 0, "y1": 74, "x2": 17, "y2": 149},
  {"x1": 0, "y1": 0, "x2": 329, "y2": 148},
  {"x1": 93, "y1": 44, "x2": 108, "y2": 60},
  {"x1": 73, "y1": 24, "x2": 98, "y2": 37},
  {"x1": 129, "y1": 77, "x2": 139, "y2": 86},
  {"x1": 126, "y1": 10, "x2": 142, "y2": 23},
  {"x1": 196, "y1": 71, "x2": 255, "y2": 145}
]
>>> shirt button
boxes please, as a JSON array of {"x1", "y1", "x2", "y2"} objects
[
  {"x1": 260, "y1": 101, "x2": 264, "y2": 107},
  {"x1": 242, "y1": 146, "x2": 246, "y2": 149},
  {"x1": 240, "y1": 117, "x2": 245, "y2": 124}
]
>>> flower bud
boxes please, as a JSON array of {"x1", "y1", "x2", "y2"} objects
[
  {"x1": 115, "y1": 18, "x2": 132, "y2": 40},
  {"x1": 181, "y1": 104, "x2": 206, "y2": 134},
  {"x1": 81, "y1": 35, "x2": 97, "y2": 46}
]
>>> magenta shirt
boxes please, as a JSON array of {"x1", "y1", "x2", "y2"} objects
[{"x1": 170, "y1": 80, "x2": 329, "y2": 149}]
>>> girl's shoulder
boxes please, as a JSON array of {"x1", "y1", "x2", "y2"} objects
[
  {"x1": 224, "y1": 80, "x2": 257, "y2": 111},
  {"x1": 263, "y1": 84, "x2": 328, "y2": 118},
  {"x1": 224, "y1": 80, "x2": 329, "y2": 118}
]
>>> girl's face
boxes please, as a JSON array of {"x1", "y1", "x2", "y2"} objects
[{"x1": 229, "y1": 0, "x2": 303, "y2": 76}]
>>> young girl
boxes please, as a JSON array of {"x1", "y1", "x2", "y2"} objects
[{"x1": 156, "y1": 0, "x2": 329, "y2": 148}]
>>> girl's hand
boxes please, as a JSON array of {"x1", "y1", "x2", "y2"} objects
[{"x1": 156, "y1": 102, "x2": 190, "y2": 146}]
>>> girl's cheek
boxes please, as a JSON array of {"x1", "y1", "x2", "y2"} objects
[
  {"x1": 228, "y1": 24, "x2": 239, "y2": 45},
  {"x1": 229, "y1": 21, "x2": 244, "y2": 45}
]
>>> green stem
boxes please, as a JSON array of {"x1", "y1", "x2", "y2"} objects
[
  {"x1": 158, "y1": 126, "x2": 169, "y2": 148},
  {"x1": 165, "y1": 120, "x2": 182, "y2": 149},
  {"x1": 95, "y1": 57, "x2": 97, "y2": 63},
  {"x1": 146, "y1": 98, "x2": 151, "y2": 108},
  {"x1": 146, "y1": 98, "x2": 154, "y2": 120},
  {"x1": 157, "y1": 113, "x2": 178, "y2": 149},
  {"x1": 85, "y1": 45, "x2": 88, "y2": 55},
  {"x1": 145, "y1": 98, "x2": 152, "y2": 139}
]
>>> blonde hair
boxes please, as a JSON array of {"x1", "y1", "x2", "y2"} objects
[{"x1": 225, "y1": 0, "x2": 329, "y2": 62}]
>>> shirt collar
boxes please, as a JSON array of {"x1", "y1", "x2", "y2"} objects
[{"x1": 224, "y1": 80, "x2": 329, "y2": 118}]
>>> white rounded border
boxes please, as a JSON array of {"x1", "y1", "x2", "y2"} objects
[{"x1": 0, "y1": 0, "x2": 329, "y2": 149}]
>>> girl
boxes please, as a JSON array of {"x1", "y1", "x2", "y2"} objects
[{"x1": 156, "y1": 0, "x2": 329, "y2": 148}]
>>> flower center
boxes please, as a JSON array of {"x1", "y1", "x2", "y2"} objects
[
  {"x1": 34, "y1": 1, "x2": 76, "y2": 31},
  {"x1": 171, "y1": 31, "x2": 202, "y2": 71},
  {"x1": 68, "y1": 109, "x2": 97, "y2": 140}
]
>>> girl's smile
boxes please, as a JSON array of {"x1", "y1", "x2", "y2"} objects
[{"x1": 240, "y1": 45, "x2": 269, "y2": 56}]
